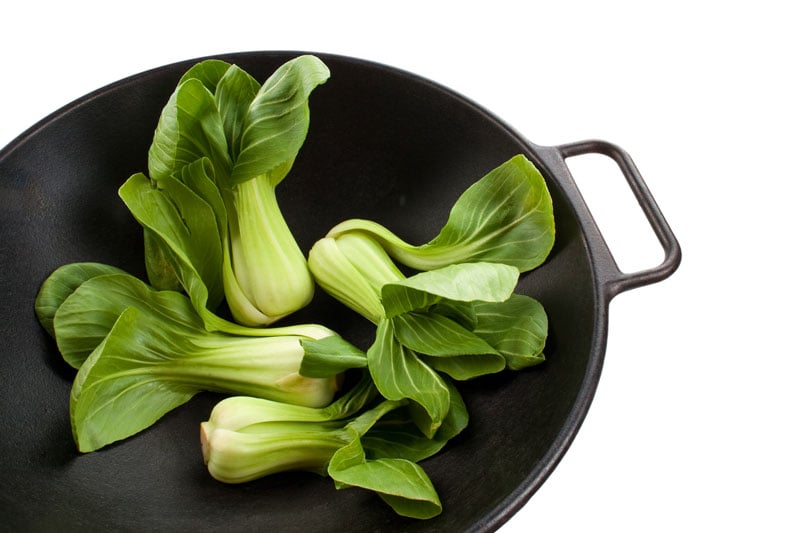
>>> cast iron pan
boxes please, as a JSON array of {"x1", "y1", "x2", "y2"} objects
[{"x1": 0, "y1": 51, "x2": 680, "y2": 532}]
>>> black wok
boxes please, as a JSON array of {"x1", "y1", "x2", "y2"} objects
[{"x1": 0, "y1": 51, "x2": 680, "y2": 532}]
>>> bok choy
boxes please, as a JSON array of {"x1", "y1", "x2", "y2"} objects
[
  {"x1": 306, "y1": 155, "x2": 552, "y2": 437},
  {"x1": 201, "y1": 373, "x2": 468, "y2": 519},
  {"x1": 32, "y1": 55, "x2": 559, "y2": 521},
  {"x1": 35, "y1": 264, "x2": 340, "y2": 452},
  {"x1": 121, "y1": 55, "x2": 329, "y2": 328},
  {"x1": 325, "y1": 154, "x2": 555, "y2": 272},
  {"x1": 308, "y1": 235, "x2": 547, "y2": 437}
]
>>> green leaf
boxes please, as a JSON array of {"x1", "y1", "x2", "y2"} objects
[
  {"x1": 230, "y1": 55, "x2": 330, "y2": 185},
  {"x1": 319, "y1": 372, "x2": 382, "y2": 421},
  {"x1": 52, "y1": 272, "x2": 204, "y2": 368},
  {"x1": 214, "y1": 64, "x2": 260, "y2": 160},
  {"x1": 391, "y1": 311, "x2": 498, "y2": 357},
  {"x1": 328, "y1": 154, "x2": 555, "y2": 272},
  {"x1": 328, "y1": 412, "x2": 444, "y2": 520},
  {"x1": 147, "y1": 77, "x2": 231, "y2": 184},
  {"x1": 138, "y1": 155, "x2": 227, "y2": 296},
  {"x1": 158, "y1": 174, "x2": 224, "y2": 303},
  {"x1": 300, "y1": 335, "x2": 368, "y2": 378},
  {"x1": 421, "y1": 352, "x2": 506, "y2": 380},
  {"x1": 391, "y1": 311, "x2": 505, "y2": 380},
  {"x1": 175, "y1": 156, "x2": 228, "y2": 237},
  {"x1": 70, "y1": 307, "x2": 197, "y2": 451},
  {"x1": 119, "y1": 168, "x2": 224, "y2": 315},
  {"x1": 329, "y1": 453, "x2": 442, "y2": 520},
  {"x1": 471, "y1": 294, "x2": 548, "y2": 370},
  {"x1": 363, "y1": 379, "x2": 468, "y2": 463},
  {"x1": 178, "y1": 59, "x2": 232, "y2": 91},
  {"x1": 142, "y1": 228, "x2": 183, "y2": 292},
  {"x1": 381, "y1": 262, "x2": 519, "y2": 319},
  {"x1": 34, "y1": 262, "x2": 127, "y2": 339},
  {"x1": 366, "y1": 319, "x2": 450, "y2": 438}
]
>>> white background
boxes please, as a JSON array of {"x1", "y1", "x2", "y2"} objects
[{"x1": 3, "y1": 1, "x2": 797, "y2": 531}]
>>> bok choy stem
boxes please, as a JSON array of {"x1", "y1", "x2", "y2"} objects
[{"x1": 225, "y1": 172, "x2": 315, "y2": 324}]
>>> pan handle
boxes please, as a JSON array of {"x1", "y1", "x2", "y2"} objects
[{"x1": 555, "y1": 139, "x2": 681, "y2": 296}]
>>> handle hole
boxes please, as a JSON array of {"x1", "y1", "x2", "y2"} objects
[{"x1": 565, "y1": 153, "x2": 664, "y2": 274}]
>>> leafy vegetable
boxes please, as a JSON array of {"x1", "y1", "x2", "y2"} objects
[
  {"x1": 38, "y1": 267, "x2": 340, "y2": 452},
  {"x1": 37, "y1": 262, "x2": 334, "y2": 370},
  {"x1": 34, "y1": 262, "x2": 127, "y2": 339},
  {"x1": 308, "y1": 228, "x2": 548, "y2": 437},
  {"x1": 326, "y1": 154, "x2": 555, "y2": 272},
  {"x1": 32, "y1": 56, "x2": 557, "y2": 522},
  {"x1": 122, "y1": 55, "x2": 330, "y2": 327},
  {"x1": 201, "y1": 373, "x2": 468, "y2": 519},
  {"x1": 304, "y1": 155, "x2": 551, "y2": 436}
]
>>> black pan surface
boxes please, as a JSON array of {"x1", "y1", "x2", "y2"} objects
[{"x1": 0, "y1": 51, "x2": 679, "y2": 532}]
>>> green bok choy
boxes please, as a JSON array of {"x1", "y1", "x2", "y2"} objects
[
  {"x1": 306, "y1": 155, "x2": 553, "y2": 437},
  {"x1": 121, "y1": 55, "x2": 329, "y2": 328},
  {"x1": 325, "y1": 153, "x2": 555, "y2": 272},
  {"x1": 201, "y1": 373, "x2": 468, "y2": 519},
  {"x1": 35, "y1": 263, "x2": 340, "y2": 452},
  {"x1": 32, "y1": 55, "x2": 559, "y2": 520}
]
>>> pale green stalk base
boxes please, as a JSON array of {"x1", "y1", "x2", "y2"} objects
[
  {"x1": 307, "y1": 233, "x2": 405, "y2": 324},
  {"x1": 225, "y1": 174, "x2": 315, "y2": 326}
]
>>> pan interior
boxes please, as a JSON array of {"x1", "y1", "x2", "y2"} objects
[{"x1": 0, "y1": 52, "x2": 598, "y2": 532}]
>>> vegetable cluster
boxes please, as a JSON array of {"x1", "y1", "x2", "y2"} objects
[{"x1": 35, "y1": 55, "x2": 556, "y2": 520}]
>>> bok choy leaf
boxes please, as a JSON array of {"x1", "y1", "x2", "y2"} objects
[{"x1": 34, "y1": 262, "x2": 127, "y2": 339}]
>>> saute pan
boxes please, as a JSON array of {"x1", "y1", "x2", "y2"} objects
[{"x1": 0, "y1": 51, "x2": 680, "y2": 532}]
